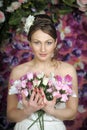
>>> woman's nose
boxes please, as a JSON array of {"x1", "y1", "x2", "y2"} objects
[{"x1": 41, "y1": 44, "x2": 46, "y2": 52}]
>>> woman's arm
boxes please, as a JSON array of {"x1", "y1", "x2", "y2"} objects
[
  {"x1": 7, "y1": 89, "x2": 45, "y2": 122},
  {"x1": 42, "y1": 65, "x2": 78, "y2": 121},
  {"x1": 7, "y1": 68, "x2": 29, "y2": 122},
  {"x1": 7, "y1": 68, "x2": 44, "y2": 122},
  {"x1": 7, "y1": 94, "x2": 29, "y2": 122}
]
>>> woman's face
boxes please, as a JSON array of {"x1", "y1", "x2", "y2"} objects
[{"x1": 30, "y1": 30, "x2": 57, "y2": 61}]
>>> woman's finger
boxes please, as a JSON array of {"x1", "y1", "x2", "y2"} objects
[
  {"x1": 30, "y1": 89, "x2": 36, "y2": 101},
  {"x1": 53, "y1": 96, "x2": 57, "y2": 104},
  {"x1": 40, "y1": 88, "x2": 47, "y2": 103},
  {"x1": 37, "y1": 95, "x2": 44, "y2": 105},
  {"x1": 21, "y1": 92, "x2": 28, "y2": 106}
]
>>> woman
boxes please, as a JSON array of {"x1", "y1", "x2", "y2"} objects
[{"x1": 7, "y1": 14, "x2": 78, "y2": 130}]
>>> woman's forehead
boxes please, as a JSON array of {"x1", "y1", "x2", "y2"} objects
[{"x1": 31, "y1": 30, "x2": 53, "y2": 41}]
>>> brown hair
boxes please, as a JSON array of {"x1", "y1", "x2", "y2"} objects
[{"x1": 28, "y1": 14, "x2": 57, "y2": 41}]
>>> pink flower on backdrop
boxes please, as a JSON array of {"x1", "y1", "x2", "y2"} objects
[
  {"x1": 57, "y1": 18, "x2": 71, "y2": 40},
  {"x1": 6, "y1": 2, "x2": 21, "y2": 12},
  {"x1": 77, "y1": 0, "x2": 87, "y2": 12},
  {"x1": 77, "y1": 0, "x2": 87, "y2": 4},
  {"x1": 11, "y1": 2, "x2": 21, "y2": 10},
  {"x1": 51, "y1": 0, "x2": 58, "y2": 4},
  {"x1": 18, "y1": 0, "x2": 28, "y2": 3},
  {"x1": 0, "y1": 10, "x2": 5, "y2": 23}
]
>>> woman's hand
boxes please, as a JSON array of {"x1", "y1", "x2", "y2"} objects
[
  {"x1": 22, "y1": 88, "x2": 45, "y2": 116},
  {"x1": 41, "y1": 88, "x2": 57, "y2": 115}
]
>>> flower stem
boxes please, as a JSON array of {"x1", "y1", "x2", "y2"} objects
[
  {"x1": 38, "y1": 110, "x2": 44, "y2": 130},
  {"x1": 42, "y1": 112, "x2": 44, "y2": 130},
  {"x1": 27, "y1": 112, "x2": 43, "y2": 130},
  {"x1": 27, "y1": 111, "x2": 44, "y2": 130}
]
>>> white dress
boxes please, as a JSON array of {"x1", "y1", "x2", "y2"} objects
[{"x1": 14, "y1": 102, "x2": 66, "y2": 130}]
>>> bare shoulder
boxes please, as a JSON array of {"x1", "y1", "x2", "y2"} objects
[
  {"x1": 62, "y1": 61, "x2": 76, "y2": 70},
  {"x1": 9, "y1": 64, "x2": 24, "y2": 80},
  {"x1": 58, "y1": 61, "x2": 77, "y2": 76},
  {"x1": 9, "y1": 61, "x2": 33, "y2": 80}
]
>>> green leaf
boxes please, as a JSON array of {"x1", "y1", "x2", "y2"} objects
[
  {"x1": 62, "y1": 0, "x2": 78, "y2": 8},
  {"x1": 63, "y1": 0, "x2": 75, "y2": 4},
  {"x1": 58, "y1": 8, "x2": 73, "y2": 15},
  {"x1": 9, "y1": 16, "x2": 21, "y2": 26}
]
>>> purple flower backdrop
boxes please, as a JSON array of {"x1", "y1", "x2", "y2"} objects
[{"x1": 0, "y1": 12, "x2": 87, "y2": 130}]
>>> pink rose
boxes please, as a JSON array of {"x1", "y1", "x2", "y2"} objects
[
  {"x1": 27, "y1": 81, "x2": 33, "y2": 89},
  {"x1": 6, "y1": 2, "x2": 21, "y2": 12},
  {"x1": 47, "y1": 88, "x2": 53, "y2": 93},
  {"x1": 27, "y1": 72, "x2": 33, "y2": 80},
  {"x1": 65, "y1": 74, "x2": 72, "y2": 82},
  {"x1": 53, "y1": 91, "x2": 61, "y2": 98},
  {"x1": 11, "y1": 2, "x2": 21, "y2": 10},
  {"x1": 51, "y1": 0, "x2": 58, "y2": 4},
  {"x1": 21, "y1": 88, "x2": 28, "y2": 96},
  {"x1": 0, "y1": 11, "x2": 5, "y2": 23},
  {"x1": 55, "y1": 75, "x2": 62, "y2": 82},
  {"x1": 9, "y1": 79, "x2": 14, "y2": 85},
  {"x1": 61, "y1": 94, "x2": 68, "y2": 102},
  {"x1": 21, "y1": 80, "x2": 27, "y2": 88},
  {"x1": 18, "y1": 0, "x2": 27, "y2": 3},
  {"x1": 77, "y1": 0, "x2": 87, "y2": 5}
]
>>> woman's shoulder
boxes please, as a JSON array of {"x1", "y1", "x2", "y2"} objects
[
  {"x1": 61, "y1": 61, "x2": 74, "y2": 69},
  {"x1": 10, "y1": 61, "x2": 33, "y2": 80},
  {"x1": 57, "y1": 61, "x2": 77, "y2": 76}
]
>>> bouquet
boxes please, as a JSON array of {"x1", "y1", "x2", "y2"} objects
[{"x1": 9, "y1": 72, "x2": 73, "y2": 130}]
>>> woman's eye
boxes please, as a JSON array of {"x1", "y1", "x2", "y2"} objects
[
  {"x1": 34, "y1": 42, "x2": 40, "y2": 44},
  {"x1": 47, "y1": 42, "x2": 52, "y2": 45}
]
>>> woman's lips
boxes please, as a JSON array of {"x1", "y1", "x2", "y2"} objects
[{"x1": 39, "y1": 53, "x2": 47, "y2": 57}]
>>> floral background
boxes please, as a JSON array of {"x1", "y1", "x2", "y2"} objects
[{"x1": 0, "y1": 0, "x2": 87, "y2": 130}]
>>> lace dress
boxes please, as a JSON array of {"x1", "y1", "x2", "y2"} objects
[{"x1": 14, "y1": 102, "x2": 66, "y2": 130}]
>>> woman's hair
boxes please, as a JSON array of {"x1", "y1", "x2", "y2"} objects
[{"x1": 28, "y1": 14, "x2": 57, "y2": 41}]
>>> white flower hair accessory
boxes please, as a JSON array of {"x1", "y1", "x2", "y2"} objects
[{"x1": 24, "y1": 15, "x2": 35, "y2": 34}]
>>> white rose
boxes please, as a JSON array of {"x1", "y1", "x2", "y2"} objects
[
  {"x1": 33, "y1": 79, "x2": 41, "y2": 87},
  {"x1": 24, "y1": 15, "x2": 35, "y2": 34},
  {"x1": 42, "y1": 77, "x2": 49, "y2": 86},
  {"x1": 37, "y1": 72, "x2": 44, "y2": 79}
]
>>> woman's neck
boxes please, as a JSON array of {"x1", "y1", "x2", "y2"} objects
[
  {"x1": 32, "y1": 58, "x2": 54, "y2": 68},
  {"x1": 30, "y1": 58, "x2": 59, "y2": 76}
]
